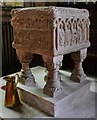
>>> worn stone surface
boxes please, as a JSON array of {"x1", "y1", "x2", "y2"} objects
[{"x1": 11, "y1": 6, "x2": 90, "y2": 97}]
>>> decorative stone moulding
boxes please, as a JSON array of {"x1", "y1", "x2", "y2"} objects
[{"x1": 11, "y1": 6, "x2": 90, "y2": 97}]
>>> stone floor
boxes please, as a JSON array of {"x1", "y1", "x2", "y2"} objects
[{"x1": 0, "y1": 66, "x2": 97, "y2": 119}]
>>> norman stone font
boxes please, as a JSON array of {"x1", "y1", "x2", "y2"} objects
[{"x1": 11, "y1": 6, "x2": 90, "y2": 97}]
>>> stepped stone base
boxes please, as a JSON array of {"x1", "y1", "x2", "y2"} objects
[{"x1": 17, "y1": 67, "x2": 91, "y2": 117}]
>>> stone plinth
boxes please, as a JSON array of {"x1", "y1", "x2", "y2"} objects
[
  {"x1": 17, "y1": 67, "x2": 92, "y2": 117},
  {"x1": 0, "y1": 67, "x2": 96, "y2": 118},
  {"x1": 11, "y1": 6, "x2": 90, "y2": 97}
]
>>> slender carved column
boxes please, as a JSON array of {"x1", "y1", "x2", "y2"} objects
[
  {"x1": 70, "y1": 48, "x2": 87, "y2": 83},
  {"x1": 43, "y1": 55, "x2": 63, "y2": 97},
  {"x1": 16, "y1": 50, "x2": 35, "y2": 85}
]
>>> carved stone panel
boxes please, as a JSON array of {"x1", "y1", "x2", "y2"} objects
[
  {"x1": 11, "y1": 6, "x2": 90, "y2": 56},
  {"x1": 13, "y1": 29, "x2": 52, "y2": 51},
  {"x1": 53, "y1": 8, "x2": 90, "y2": 55}
]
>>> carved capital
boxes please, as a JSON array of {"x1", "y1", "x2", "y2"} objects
[
  {"x1": 16, "y1": 50, "x2": 33, "y2": 64},
  {"x1": 71, "y1": 48, "x2": 87, "y2": 62},
  {"x1": 43, "y1": 55, "x2": 63, "y2": 71}
]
